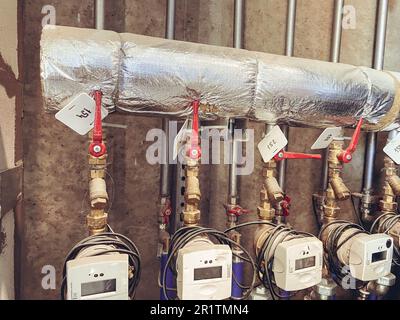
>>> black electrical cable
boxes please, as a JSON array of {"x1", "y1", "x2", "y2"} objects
[
  {"x1": 350, "y1": 194, "x2": 365, "y2": 227},
  {"x1": 60, "y1": 227, "x2": 141, "y2": 300},
  {"x1": 162, "y1": 225, "x2": 257, "y2": 301},
  {"x1": 319, "y1": 220, "x2": 367, "y2": 288},
  {"x1": 312, "y1": 194, "x2": 322, "y2": 228}
]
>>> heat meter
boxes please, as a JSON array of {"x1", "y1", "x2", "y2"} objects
[
  {"x1": 176, "y1": 242, "x2": 232, "y2": 300},
  {"x1": 66, "y1": 252, "x2": 129, "y2": 300},
  {"x1": 272, "y1": 237, "x2": 323, "y2": 291},
  {"x1": 349, "y1": 234, "x2": 393, "y2": 281}
]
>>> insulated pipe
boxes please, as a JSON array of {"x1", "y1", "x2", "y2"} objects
[
  {"x1": 95, "y1": 0, "x2": 105, "y2": 30},
  {"x1": 363, "y1": 0, "x2": 389, "y2": 193},
  {"x1": 278, "y1": 0, "x2": 297, "y2": 191},
  {"x1": 321, "y1": 0, "x2": 344, "y2": 193},
  {"x1": 230, "y1": 0, "x2": 245, "y2": 300}
]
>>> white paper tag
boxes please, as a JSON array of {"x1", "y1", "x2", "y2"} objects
[
  {"x1": 55, "y1": 93, "x2": 109, "y2": 135},
  {"x1": 173, "y1": 119, "x2": 191, "y2": 160},
  {"x1": 384, "y1": 139, "x2": 400, "y2": 164},
  {"x1": 311, "y1": 127, "x2": 342, "y2": 150},
  {"x1": 257, "y1": 126, "x2": 288, "y2": 162}
]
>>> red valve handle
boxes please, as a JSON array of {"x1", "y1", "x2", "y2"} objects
[
  {"x1": 280, "y1": 195, "x2": 291, "y2": 217},
  {"x1": 227, "y1": 205, "x2": 249, "y2": 217},
  {"x1": 88, "y1": 90, "x2": 106, "y2": 158},
  {"x1": 187, "y1": 100, "x2": 201, "y2": 160},
  {"x1": 337, "y1": 118, "x2": 363, "y2": 164},
  {"x1": 274, "y1": 150, "x2": 322, "y2": 161}
]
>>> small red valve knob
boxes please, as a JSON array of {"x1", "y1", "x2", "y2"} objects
[
  {"x1": 274, "y1": 150, "x2": 322, "y2": 161},
  {"x1": 161, "y1": 199, "x2": 172, "y2": 224},
  {"x1": 187, "y1": 100, "x2": 201, "y2": 160},
  {"x1": 227, "y1": 205, "x2": 249, "y2": 217},
  {"x1": 88, "y1": 90, "x2": 106, "y2": 158},
  {"x1": 337, "y1": 118, "x2": 363, "y2": 164},
  {"x1": 280, "y1": 195, "x2": 291, "y2": 217}
]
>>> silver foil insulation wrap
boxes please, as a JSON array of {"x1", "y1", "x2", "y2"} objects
[{"x1": 41, "y1": 25, "x2": 400, "y2": 131}]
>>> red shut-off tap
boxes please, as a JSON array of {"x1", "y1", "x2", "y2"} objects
[
  {"x1": 89, "y1": 90, "x2": 106, "y2": 158},
  {"x1": 187, "y1": 100, "x2": 201, "y2": 160},
  {"x1": 274, "y1": 150, "x2": 322, "y2": 161},
  {"x1": 280, "y1": 195, "x2": 291, "y2": 217},
  {"x1": 337, "y1": 118, "x2": 363, "y2": 164},
  {"x1": 227, "y1": 205, "x2": 249, "y2": 217}
]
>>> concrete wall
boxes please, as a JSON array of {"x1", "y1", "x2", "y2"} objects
[
  {"x1": 0, "y1": 0, "x2": 19, "y2": 170},
  {"x1": 0, "y1": 0, "x2": 20, "y2": 300},
  {"x1": 21, "y1": 0, "x2": 400, "y2": 299}
]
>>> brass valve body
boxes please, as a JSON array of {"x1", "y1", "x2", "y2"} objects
[
  {"x1": 257, "y1": 160, "x2": 283, "y2": 221},
  {"x1": 183, "y1": 158, "x2": 201, "y2": 226},
  {"x1": 322, "y1": 139, "x2": 350, "y2": 224},
  {"x1": 86, "y1": 132, "x2": 109, "y2": 235},
  {"x1": 380, "y1": 156, "x2": 400, "y2": 214}
]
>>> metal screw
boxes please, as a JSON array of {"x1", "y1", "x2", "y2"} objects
[
  {"x1": 191, "y1": 149, "x2": 198, "y2": 157},
  {"x1": 93, "y1": 145, "x2": 102, "y2": 153},
  {"x1": 346, "y1": 154, "x2": 352, "y2": 160},
  {"x1": 278, "y1": 152, "x2": 284, "y2": 158}
]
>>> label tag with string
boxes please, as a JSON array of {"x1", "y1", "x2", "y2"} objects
[
  {"x1": 173, "y1": 119, "x2": 191, "y2": 160},
  {"x1": 311, "y1": 127, "x2": 342, "y2": 150},
  {"x1": 55, "y1": 92, "x2": 109, "y2": 135},
  {"x1": 257, "y1": 125, "x2": 288, "y2": 162},
  {"x1": 384, "y1": 138, "x2": 400, "y2": 165}
]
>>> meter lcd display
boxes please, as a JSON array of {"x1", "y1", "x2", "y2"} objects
[
  {"x1": 81, "y1": 279, "x2": 116, "y2": 297},
  {"x1": 194, "y1": 266, "x2": 223, "y2": 281},
  {"x1": 372, "y1": 250, "x2": 387, "y2": 263},
  {"x1": 295, "y1": 256, "x2": 316, "y2": 271}
]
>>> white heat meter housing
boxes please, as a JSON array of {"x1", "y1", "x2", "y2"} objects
[
  {"x1": 66, "y1": 254, "x2": 129, "y2": 300},
  {"x1": 273, "y1": 237, "x2": 323, "y2": 291},
  {"x1": 349, "y1": 234, "x2": 393, "y2": 281},
  {"x1": 176, "y1": 242, "x2": 232, "y2": 300}
]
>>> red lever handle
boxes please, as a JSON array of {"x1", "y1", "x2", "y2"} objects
[
  {"x1": 88, "y1": 90, "x2": 106, "y2": 158},
  {"x1": 187, "y1": 100, "x2": 201, "y2": 160},
  {"x1": 337, "y1": 118, "x2": 363, "y2": 163},
  {"x1": 274, "y1": 150, "x2": 322, "y2": 161}
]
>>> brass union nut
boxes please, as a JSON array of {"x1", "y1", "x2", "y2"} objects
[
  {"x1": 182, "y1": 209, "x2": 200, "y2": 225},
  {"x1": 257, "y1": 206, "x2": 275, "y2": 221},
  {"x1": 86, "y1": 212, "x2": 108, "y2": 229}
]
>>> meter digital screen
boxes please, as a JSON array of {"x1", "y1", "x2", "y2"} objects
[
  {"x1": 295, "y1": 256, "x2": 316, "y2": 271},
  {"x1": 194, "y1": 266, "x2": 222, "y2": 281},
  {"x1": 81, "y1": 279, "x2": 116, "y2": 297},
  {"x1": 372, "y1": 250, "x2": 387, "y2": 263}
]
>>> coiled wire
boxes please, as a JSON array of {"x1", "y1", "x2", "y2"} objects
[
  {"x1": 370, "y1": 212, "x2": 400, "y2": 266},
  {"x1": 60, "y1": 226, "x2": 141, "y2": 300},
  {"x1": 318, "y1": 220, "x2": 367, "y2": 288},
  {"x1": 162, "y1": 225, "x2": 257, "y2": 301},
  {"x1": 225, "y1": 221, "x2": 317, "y2": 300}
]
